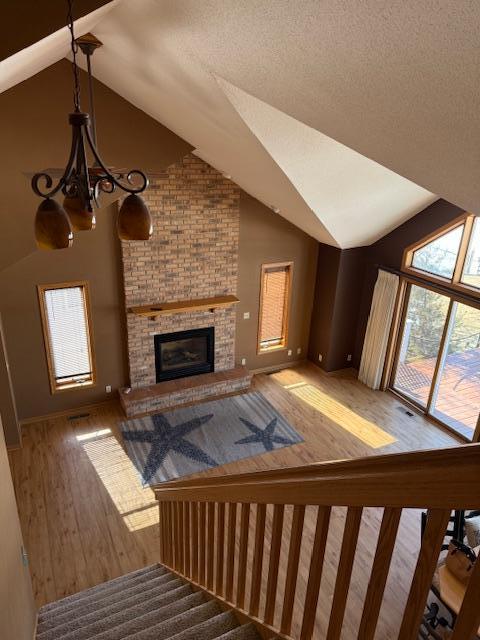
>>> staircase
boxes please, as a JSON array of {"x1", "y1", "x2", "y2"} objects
[
  {"x1": 36, "y1": 564, "x2": 262, "y2": 640},
  {"x1": 36, "y1": 445, "x2": 480, "y2": 640},
  {"x1": 155, "y1": 444, "x2": 480, "y2": 640}
]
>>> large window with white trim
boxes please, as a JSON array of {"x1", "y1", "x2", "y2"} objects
[{"x1": 38, "y1": 281, "x2": 96, "y2": 393}]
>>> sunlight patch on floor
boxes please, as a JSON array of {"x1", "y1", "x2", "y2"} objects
[
  {"x1": 76, "y1": 428, "x2": 112, "y2": 442},
  {"x1": 122, "y1": 505, "x2": 160, "y2": 531},
  {"x1": 80, "y1": 432, "x2": 159, "y2": 531},
  {"x1": 282, "y1": 382, "x2": 396, "y2": 448}
]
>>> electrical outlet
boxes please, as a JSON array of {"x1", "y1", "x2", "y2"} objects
[
  {"x1": 241, "y1": 357, "x2": 246, "y2": 366},
  {"x1": 297, "y1": 347, "x2": 302, "y2": 355},
  {"x1": 105, "y1": 385, "x2": 112, "y2": 393},
  {"x1": 243, "y1": 311, "x2": 250, "y2": 320},
  {"x1": 318, "y1": 354, "x2": 323, "y2": 362},
  {"x1": 287, "y1": 349, "x2": 292, "y2": 356},
  {"x1": 347, "y1": 354, "x2": 352, "y2": 362}
]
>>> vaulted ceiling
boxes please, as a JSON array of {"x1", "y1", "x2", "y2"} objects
[{"x1": 2, "y1": 1, "x2": 479, "y2": 248}]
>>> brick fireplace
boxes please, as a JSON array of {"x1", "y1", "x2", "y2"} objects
[{"x1": 119, "y1": 154, "x2": 251, "y2": 416}]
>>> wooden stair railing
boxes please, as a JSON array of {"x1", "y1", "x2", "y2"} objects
[{"x1": 155, "y1": 444, "x2": 480, "y2": 640}]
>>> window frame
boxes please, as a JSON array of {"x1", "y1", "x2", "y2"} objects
[
  {"x1": 388, "y1": 278, "x2": 480, "y2": 440},
  {"x1": 257, "y1": 261, "x2": 293, "y2": 354},
  {"x1": 402, "y1": 212, "x2": 480, "y2": 299},
  {"x1": 37, "y1": 280, "x2": 96, "y2": 394}
]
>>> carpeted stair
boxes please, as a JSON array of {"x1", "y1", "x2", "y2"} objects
[{"x1": 36, "y1": 564, "x2": 263, "y2": 640}]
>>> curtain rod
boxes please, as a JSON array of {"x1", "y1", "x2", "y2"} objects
[{"x1": 376, "y1": 264, "x2": 480, "y2": 307}]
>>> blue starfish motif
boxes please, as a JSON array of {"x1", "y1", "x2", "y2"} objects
[
  {"x1": 123, "y1": 412, "x2": 218, "y2": 483},
  {"x1": 234, "y1": 416, "x2": 297, "y2": 452}
]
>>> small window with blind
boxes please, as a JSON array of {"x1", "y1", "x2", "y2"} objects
[
  {"x1": 258, "y1": 262, "x2": 293, "y2": 353},
  {"x1": 38, "y1": 282, "x2": 96, "y2": 393}
]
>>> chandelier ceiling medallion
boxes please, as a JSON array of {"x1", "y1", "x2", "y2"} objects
[{"x1": 32, "y1": 0, "x2": 153, "y2": 250}]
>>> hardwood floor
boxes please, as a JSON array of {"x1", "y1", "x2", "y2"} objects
[{"x1": 8, "y1": 363, "x2": 460, "y2": 638}]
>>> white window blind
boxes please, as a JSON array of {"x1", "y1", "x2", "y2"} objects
[{"x1": 43, "y1": 285, "x2": 93, "y2": 388}]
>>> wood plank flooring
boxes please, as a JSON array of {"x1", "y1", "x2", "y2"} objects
[{"x1": 8, "y1": 363, "x2": 460, "y2": 638}]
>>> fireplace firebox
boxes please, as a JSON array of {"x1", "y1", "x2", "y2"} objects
[{"x1": 154, "y1": 327, "x2": 215, "y2": 383}]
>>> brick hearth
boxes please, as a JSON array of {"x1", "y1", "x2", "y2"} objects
[
  {"x1": 119, "y1": 366, "x2": 251, "y2": 417},
  {"x1": 120, "y1": 153, "x2": 250, "y2": 415}
]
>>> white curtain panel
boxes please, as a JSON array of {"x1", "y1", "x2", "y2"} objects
[{"x1": 359, "y1": 269, "x2": 399, "y2": 389}]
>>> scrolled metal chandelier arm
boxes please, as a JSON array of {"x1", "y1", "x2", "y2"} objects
[
  {"x1": 83, "y1": 123, "x2": 149, "y2": 195},
  {"x1": 31, "y1": 124, "x2": 80, "y2": 199}
]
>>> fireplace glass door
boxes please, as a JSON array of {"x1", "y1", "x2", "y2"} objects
[{"x1": 154, "y1": 327, "x2": 214, "y2": 382}]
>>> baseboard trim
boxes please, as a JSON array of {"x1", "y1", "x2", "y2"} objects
[
  {"x1": 307, "y1": 361, "x2": 359, "y2": 377},
  {"x1": 19, "y1": 398, "x2": 118, "y2": 426},
  {"x1": 250, "y1": 359, "x2": 304, "y2": 375}
]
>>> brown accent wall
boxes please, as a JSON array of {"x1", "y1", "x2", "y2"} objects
[
  {"x1": 236, "y1": 194, "x2": 318, "y2": 371},
  {"x1": 0, "y1": 60, "x2": 191, "y2": 424},
  {"x1": 308, "y1": 245, "x2": 366, "y2": 371},
  {"x1": 353, "y1": 199, "x2": 465, "y2": 367},
  {"x1": 307, "y1": 244, "x2": 341, "y2": 368},
  {"x1": 328, "y1": 248, "x2": 366, "y2": 370},
  {"x1": 308, "y1": 199, "x2": 465, "y2": 373},
  {"x1": 0, "y1": 415, "x2": 36, "y2": 640},
  {"x1": 1, "y1": 1, "x2": 109, "y2": 61}
]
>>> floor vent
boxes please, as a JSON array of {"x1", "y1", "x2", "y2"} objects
[
  {"x1": 396, "y1": 405, "x2": 415, "y2": 418},
  {"x1": 67, "y1": 413, "x2": 91, "y2": 421}
]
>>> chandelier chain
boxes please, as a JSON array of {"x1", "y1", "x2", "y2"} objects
[
  {"x1": 31, "y1": 0, "x2": 151, "y2": 248},
  {"x1": 67, "y1": 0, "x2": 81, "y2": 112}
]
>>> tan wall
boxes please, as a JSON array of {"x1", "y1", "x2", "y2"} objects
[
  {"x1": 0, "y1": 316, "x2": 20, "y2": 446},
  {"x1": 1, "y1": 61, "x2": 319, "y2": 421},
  {"x1": 0, "y1": 60, "x2": 191, "y2": 422},
  {"x1": 0, "y1": 203, "x2": 129, "y2": 421},
  {"x1": 0, "y1": 414, "x2": 36, "y2": 640},
  {"x1": 236, "y1": 193, "x2": 318, "y2": 371},
  {"x1": 0, "y1": 59, "x2": 191, "y2": 273}
]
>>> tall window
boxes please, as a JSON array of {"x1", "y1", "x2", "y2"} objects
[
  {"x1": 258, "y1": 262, "x2": 293, "y2": 353},
  {"x1": 38, "y1": 282, "x2": 95, "y2": 393},
  {"x1": 390, "y1": 214, "x2": 480, "y2": 440}
]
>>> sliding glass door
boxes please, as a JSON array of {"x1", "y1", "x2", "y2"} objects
[
  {"x1": 392, "y1": 283, "x2": 480, "y2": 440},
  {"x1": 392, "y1": 285, "x2": 449, "y2": 408},
  {"x1": 430, "y1": 302, "x2": 480, "y2": 438}
]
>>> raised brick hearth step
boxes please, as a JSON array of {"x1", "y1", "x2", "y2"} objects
[{"x1": 119, "y1": 366, "x2": 252, "y2": 417}]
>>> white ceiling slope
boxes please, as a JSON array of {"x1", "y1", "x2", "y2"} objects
[
  {"x1": 217, "y1": 79, "x2": 435, "y2": 247},
  {"x1": 5, "y1": 0, "x2": 469, "y2": 248}
]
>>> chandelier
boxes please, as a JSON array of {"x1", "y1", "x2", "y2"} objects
[{"x1": 32, "y1": 0, "x2": 153, "y2": 250}]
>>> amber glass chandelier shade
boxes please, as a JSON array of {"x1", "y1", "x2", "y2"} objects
[
  {"x1": 34, "y1": 198, "x2": 74, "y2": 250},
  {"x1": 117, "y1": 194, "x2": 153, "y2": 241},
  {"x1": 63, "y1": 195, "x2": 96, "y2": 231}
]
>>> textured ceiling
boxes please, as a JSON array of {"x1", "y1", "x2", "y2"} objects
[
  {"x1": 4, "y1": 1, "x2": 477, "y2": 247},
  {"x1": 219, "y1": 80, "x2": 435, "y2": 246}
]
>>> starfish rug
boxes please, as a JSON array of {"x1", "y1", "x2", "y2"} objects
[{"x1": 119, "y1": 391, "x2": 303, "y2": 486}]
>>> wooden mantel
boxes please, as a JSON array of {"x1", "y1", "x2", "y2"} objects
[{"x1": 129, "y1": 295, "x2": 239, "y2": 319}]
